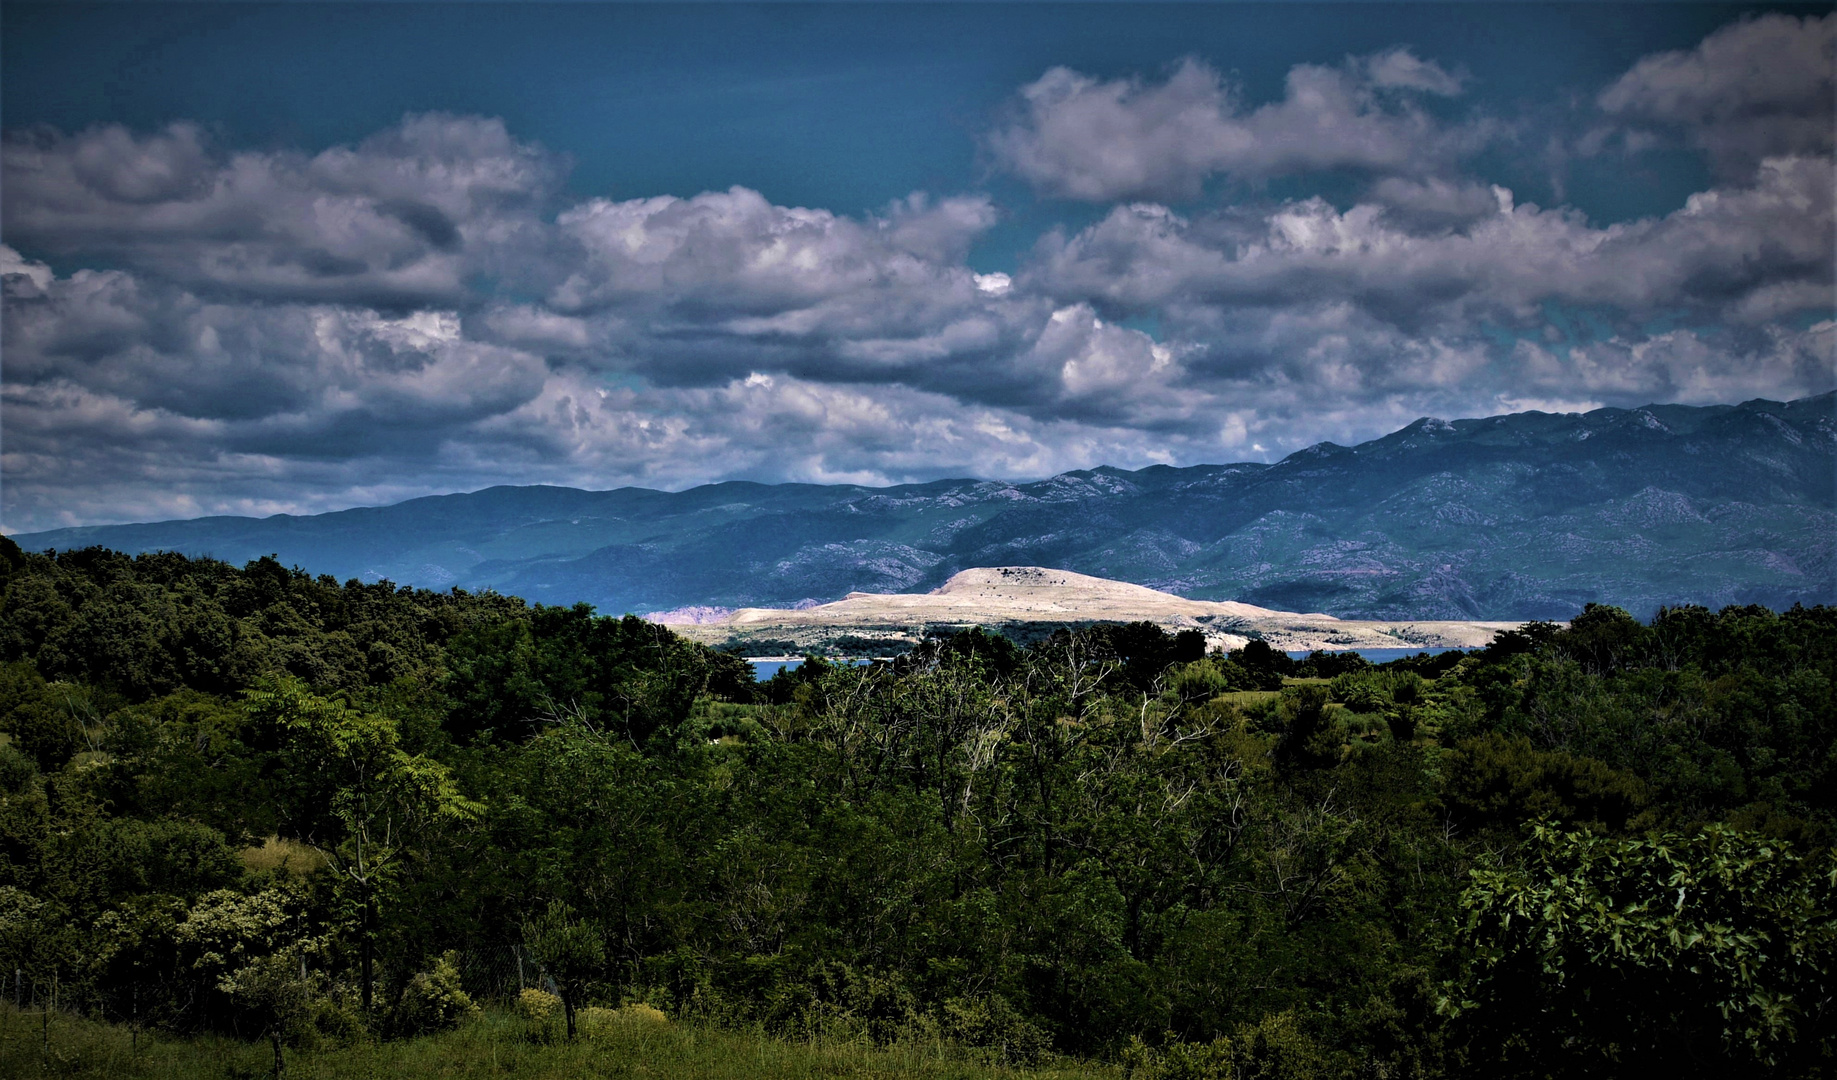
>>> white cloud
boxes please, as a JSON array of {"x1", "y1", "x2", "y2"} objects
[
  {"x1": 0, "y1": 246, "x2": 1192, "y2": 532},
  {"x1": 1363, "y1": 47, "x2": 1467, "y2": 96},
  {"x1": 2, "y1": 13, "x2": 1832, "y2": 533},
  {"x1": 987, "y1": 52, "x2": 1485, "y2": 202},
  {"x1": 1509, "y1": 323, "x2": 1836, "y2": 406},
  {"x1": 1030, "y1": 156, "x2": 1833, "y2": 326}
]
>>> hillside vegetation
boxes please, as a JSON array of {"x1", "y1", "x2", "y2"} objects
[
  {"x1": 0, "y1": 539, "x2": 1832, "y2": 1078},
  {"x1": 17, "y1": 393, "x2": 1834, "y2": 621}
]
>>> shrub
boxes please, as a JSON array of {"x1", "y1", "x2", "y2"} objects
[
  {"x1": 1169, "y1": 660, "x2": 1230, "y2": 706},
  {"x1": 1388, "y1": 671, "x2": 1423, "y2": 706},
  {"x1": 0, "y1": 742, "x2": 35, "y2": 793},
  {"x1": 391, "y1": 952, "x2": 478, "y2": 1037},
  {"x1": 1330, "y1": 673, "x2": 1389, "y2": 712},
  {"x1": 1444, "y1": 734, "x2": 1647, "y2": 833},
  {"x1": 940, "y1": 994, "x2": 1052, "y2": 1065},
  {"x1": 1449, "y1": 824, "x2": 1836, "y2": 1075},
  {"x1": 578, "y1": 1003, "x2": 669, "y2": 1040},
  {"x1": 516, "y1": 988, "x2": 562, "y2": 1043},
  {"x1": 1273, "y1": 686, "x2": 1339, "y2": 768},
  {"x1": 3, "y1": 683, "x2": 82, "y2": 770},
  {"x1": 1122, "y1": 1012, "x2": 1334, "y2": 1080}
]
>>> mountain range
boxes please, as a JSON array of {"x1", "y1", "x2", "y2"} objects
[{"x1": 15, "y1": 393, "x2": 1834, "y2": 621}]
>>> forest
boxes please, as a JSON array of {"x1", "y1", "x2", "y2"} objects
[{"x1": 0, "y1": 538, "x2": 1830, "y2": 1079}]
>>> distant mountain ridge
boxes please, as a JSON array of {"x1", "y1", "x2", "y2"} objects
[{"x1": 16, "y1": 393, "x2": 1835, "y2": 620}]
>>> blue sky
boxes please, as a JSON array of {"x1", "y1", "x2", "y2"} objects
[
  {"x1": 2, "y1": 3, "x2": 1832, "y2": 531},
  {"x1": 2, "y1": 4, "x2": 1754, "y2": 255}
]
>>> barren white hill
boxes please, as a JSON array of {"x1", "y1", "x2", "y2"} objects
[{"x1": 660, "y1": 566, "x2": 1524, "y2": 654}]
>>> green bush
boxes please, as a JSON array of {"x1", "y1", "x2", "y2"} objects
[
  {"x1": 1329, "y1": 673, "x2": 1388, "y2": 712},
  {"x1": 1449, "y1": 823, "x2": 1837, "y2": 1076},
  {"x1": 517, "y1": 988, "x2": 563, "y2": 1044},
  {"x1": 0, "y1": 741, "x2": 36, "y2": 792},
  {"x1": 391, "y1": 952, "x2": 478, "y2": 1037},
  {"x1": 1123, "y1": 1013, "x2": 1335, "y2": 1080},
  {"x1": 941, "y1": 995, "x2": 1053, "y2": 1065}
]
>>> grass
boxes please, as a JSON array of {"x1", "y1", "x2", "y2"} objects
[
  {"x1": 0, "y1": 1005, "x2": 1118, "y2": 1080},
  {"x1": 1214, "y1": 690, "x2": 1280, "y2": 708},
  {"x1": 238, "y1": 837, "x2": 327, "y2": 880}
]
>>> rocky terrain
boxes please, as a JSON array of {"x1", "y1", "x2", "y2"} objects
[
  {"x1": 661, "y1": 566, "x2": 1523, "y2": 654},
  {"x1": 16, "y1": 393, "x2": 1833, "y2": 621}
]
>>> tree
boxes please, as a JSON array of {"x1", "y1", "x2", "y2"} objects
[
  {"x1": 221, "y1": 950, "x2": 314, "y2": 1078},
  {"x1": 1448, "y1": 823, "x2": 1836, "y2": 1076},
  {"x1": 522, "y1": 901, "x2": 605, "y2": 1040},
  {"x1": 172, "y1": 887, "x2": 314, "y2": 1056},
  {"x1": 244, "y1": 678, "x2": 481, "y2": 1013}
]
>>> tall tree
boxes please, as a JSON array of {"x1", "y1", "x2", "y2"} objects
[{"x1": 245, "y1": 678, "x2": 481, "y2": 1012}]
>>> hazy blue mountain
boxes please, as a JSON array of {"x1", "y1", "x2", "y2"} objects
[{"x1": 18, "y1": 394, "x2": 1834, "y2": 620}]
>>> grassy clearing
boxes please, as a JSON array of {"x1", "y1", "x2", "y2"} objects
[
  {"x1": 0, "y1": 1005, "x2": 1117, "y2": 1080},
  {"x1": 1214, "y1": 690, "x2": 1280, "y2": 708}
]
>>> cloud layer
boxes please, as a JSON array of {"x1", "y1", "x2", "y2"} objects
[
  {"x1": 3, "y1": 15, "x2": 1832, "y2": 533},
  {"x1": 986, "y1": 51, "x2": 1480, "y2": 202},
  {"x1": 1596, "y1": 13, "x2": 1835, "y2": 175}
]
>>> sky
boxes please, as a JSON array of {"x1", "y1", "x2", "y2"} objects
[{"x1": 1, "y1": 2, "x2": 1832, "y2": 533}]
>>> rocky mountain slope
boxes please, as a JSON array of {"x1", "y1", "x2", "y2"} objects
[
  {"x1": 664, "y1": 566, "x2": 1522, "y2": 654},
  {"x1": 16, "y1": 393, "x2": 1833, "y2": 620}
]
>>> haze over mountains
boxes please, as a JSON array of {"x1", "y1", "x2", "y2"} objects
[{"x1": 16, "y1": 394, "x2": 1834, "y2": 621}]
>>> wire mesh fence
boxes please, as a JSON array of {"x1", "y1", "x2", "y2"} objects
[
  {"x1": 3, "y1": 966, "x2": 76, "y2": 1013},
  {"x1": 454, "y1": 945, "x2": 557, "y2": 1003},
  {"x1": 0, "y1": 947, "x2": 553, "y2": 1015}
]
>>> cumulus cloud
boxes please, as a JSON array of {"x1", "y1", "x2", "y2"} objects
[
  {"x1": 1021, "y1": 153, "x2": 1832, "y2": 437},
  {"x1": 2, "y1": 15, "x2": 1832, "y2": 534},
  {"x1": 1, "y1": 251, "x2": 550, "y2": 444},
  {"x1": 986, "y1": 51, "x2": 1483, "y2": 202},
  {"x1": 0, "y1": 243, "x2": 1194, "y2": 532},
  {"x1": 1507, "y1": 322, "x2": 1835, "y2": 405},
  {"x1": 1597, "y1": 13, "x2": 1835, "y2": 175},
  {"x1": 1030, "y1": 156, "x2": 1833, "y2": 328},
  {"x1": 1, "y1": 114, "x2": 562, "y2": 306},
  {"x1": 528, "y1": 184, "x2": 1203, "y2": 423}
]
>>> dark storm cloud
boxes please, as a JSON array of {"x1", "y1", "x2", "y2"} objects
[
  {"x1": 1, "y1": 114, "x2": 563, "y2": 308},
  {"x1": 1596, "y1": 13, "x2": 1834, "y2": 177}
]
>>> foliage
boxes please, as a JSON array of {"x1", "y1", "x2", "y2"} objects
[
  {"x1": 0, "y1": 1003, "x2": 1115, "y2": 1080},
  {"x1": 521, "y1": 902, "x2": 604, "y2": 1040},
  {"x1": 1449, "y1": 823, "x2": 1836, "y2": 1076},
  {"x1": 390, "y1": 952, "x2": 477, "y2": 1037},
  {"x1": 516, "y1": 988, "x2": 563, "y2": 1043},
  {"x1": 1122, "y1": 1012, "x2": 1337, "y2": 1080},
  {"x1": 0, "y1": 544, "x2": 1833, "y2": 1077},
  {"x1": 1447, "y1": 826, "x2": 1837, "y2": 1072}
]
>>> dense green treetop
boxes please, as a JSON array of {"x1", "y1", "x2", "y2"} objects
[{"x1": 0, "y1": 539, "x2": 1830, "y2": 1078}]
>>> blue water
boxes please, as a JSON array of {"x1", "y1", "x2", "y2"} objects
[{"x1": 748, "y1": 658, "x2": 876, "y2": 680}]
